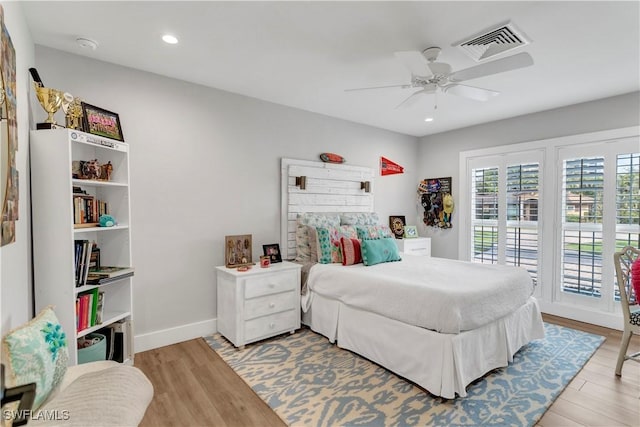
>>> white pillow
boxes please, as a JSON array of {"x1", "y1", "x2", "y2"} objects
[{"x1": 295, "y1": 213, "x2": 340, "y2": 261}]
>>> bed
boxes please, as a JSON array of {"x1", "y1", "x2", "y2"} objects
[
  {"x1": 301, "y1": 255, "x2": 544, "y2": 398},
  {"x1": 280, "y1": 158, "x2": 545, "y2": 399}
]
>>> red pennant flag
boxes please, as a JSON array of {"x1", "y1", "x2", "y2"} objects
[{"x1": 380, "y1": 156, "x2": 404, "y2": 176}]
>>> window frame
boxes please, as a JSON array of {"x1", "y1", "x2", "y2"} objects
[{"x1": 459, "y1": 126, "x2": 639, "y2": 328}]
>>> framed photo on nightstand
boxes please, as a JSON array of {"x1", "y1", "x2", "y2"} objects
[
  {"x1": 263, "y1": 243, "x2": 282, "y2": 263},
  {"x1": 404, "y1": 225, "x2": 418, "y2": 239}
]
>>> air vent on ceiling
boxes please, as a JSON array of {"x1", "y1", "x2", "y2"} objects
[{"x1": 454, "y1": 21, "x2": 530, "y2": 62}]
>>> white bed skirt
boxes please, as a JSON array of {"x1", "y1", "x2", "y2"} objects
[{"x1": 302, "y1": 294, "x2": 544, "y2": 399}]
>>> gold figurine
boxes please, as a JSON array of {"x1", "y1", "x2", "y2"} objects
[{"x1": 65, "y1": 96, "x2": 84, "y2": 130}]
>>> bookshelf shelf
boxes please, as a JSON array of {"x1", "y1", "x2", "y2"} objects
[
  {"x1": 73, "y1": 225, "x2": 129, "y2": 234},
  {"x1": 31, "y1": 128, "x2": 135, "y2": 365},
  {"x1": 75, "y1": 275, "x2": 131, "y2": 294},
  {"x1": 76, "y1": 311, "x2": 131, "y2": 338},
  {"x1": 72, "y1": 178, "x2": 128, "y2": 188}
]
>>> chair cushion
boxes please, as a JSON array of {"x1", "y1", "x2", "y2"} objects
[
  {"x1": 1, "y1": 306, "x2": 69, "y2": 409},
  {"x1": 630, "y1": 310, "x2": 640, "y2": 327},
  {"x1": 33, "y1": 365, "x2": 153, "y2": 426}
]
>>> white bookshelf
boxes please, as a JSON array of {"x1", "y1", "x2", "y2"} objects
[{"x1": 30, "y1": 128, "x2": 134, "y2": 365}]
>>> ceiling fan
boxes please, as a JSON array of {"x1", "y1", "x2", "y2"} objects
[{"x1": 346, "y1": 47, "x2": 534, "y2": 108}]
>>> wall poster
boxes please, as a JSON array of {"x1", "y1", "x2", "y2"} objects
[{"x1": 0, "y1": 5, "x2": 18, "y2": 246}]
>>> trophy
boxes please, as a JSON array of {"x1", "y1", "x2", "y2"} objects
[
  {"x1": 34, "y1": 83, "x2": 64, "y2": 129},
  {"x1": 64, "y1": 96, "x2": 84, "y2": 130}
]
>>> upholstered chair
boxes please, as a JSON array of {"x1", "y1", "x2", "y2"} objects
[{"x1": 613, "y1": 246, "x2": 640, "y2": 376}]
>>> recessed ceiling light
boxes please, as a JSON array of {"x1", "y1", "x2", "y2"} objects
[
  {"x1": 162, "y1": 34, "x2": 178, "y2": 44},
  {"x1": 424, "y1": 117, "x2": 434, "y2": 122}
]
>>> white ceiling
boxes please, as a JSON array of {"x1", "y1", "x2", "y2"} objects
[{"x1": 21, "y1": 1, "x2": 640, "y2": 137}]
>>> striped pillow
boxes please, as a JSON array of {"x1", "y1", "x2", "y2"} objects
[{"x1": 340, "y1": 237, "x2": 362, "y2": 266}]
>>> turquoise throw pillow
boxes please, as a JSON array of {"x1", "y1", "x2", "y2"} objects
[
  {"x1": 1, "y1": 306, "x2": 69, "y2": 409},
  {"x1": 361, "y1": 237, "x2": 402, "y2": 266}
]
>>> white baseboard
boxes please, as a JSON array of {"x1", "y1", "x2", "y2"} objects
[
  {"x1": 538, "y1": 301, "x2": 623, "y2": 331},
  {"x1": 134, "y1": 318, "x2": 217, "y2": 353}
]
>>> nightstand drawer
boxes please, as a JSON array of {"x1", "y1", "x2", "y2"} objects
[
  {"x1": 244, "y1": 271, "x2": 297, "y2": 298},
  {"x1": 244, "y1": 309, "x2": 297, "y2": 342},
  {"x1": 245, "y1": 291, "x2": 297, "y2": 320},
  {"x1": 397, "y1": 237, "x2": 431, "y2": 256},
  {"x1": 403, "y1": 247, "x2": 430, "y2": 256}
]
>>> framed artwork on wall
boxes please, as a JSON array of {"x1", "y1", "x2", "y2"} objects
[{"x1": 0, "y1": 5, "x2": 18, "y2": 246}]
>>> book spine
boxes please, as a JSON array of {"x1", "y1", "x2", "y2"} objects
[
  {"x1": 82, "y1": 242, "x2": 93, "y2": 286},
  {"x1": 79, "y1": 294, "x2": 89, "y2": 331},
  {"x1": 96, "y1": 291, "x2": 105, "y2": 325},
  {"x1": 74, "y1": 240, "x2": 81, "y2": 286},
  {"x1": 90, "y1": 288, "x2": 99, "y2": 326},
  {"x1": 76, "y1": 297, "x2": 80, "y2": 332},
  {"x1": 86, "y1": 292, "x2": 93, "y2": 329}
]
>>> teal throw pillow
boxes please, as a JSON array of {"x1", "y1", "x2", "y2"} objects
[
  {"x1": 361, "y1": 237, "x2": 402, "y2": 266},
  {"x1": 1, "y1": 306, "x2": 69, "y2": 409}
]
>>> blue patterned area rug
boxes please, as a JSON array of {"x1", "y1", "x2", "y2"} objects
[{"x1": 204, "y1": 323, "x2": 604, "y2": 427}]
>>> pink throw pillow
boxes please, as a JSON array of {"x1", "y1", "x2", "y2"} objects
[{"x1": 340, "y1": 237, "x2": 362, "y2": 266}]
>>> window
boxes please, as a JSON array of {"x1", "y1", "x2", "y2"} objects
[
  {"x1": 506, "y1": 163, "x2": 539, "y2": 282},
  {"x1": 468, "y1": 153, "x2": 542, "y2": 282},
  {"x1": 561, "y1": 157, "x2": 604, "y2": 297},
  {"x1": 615, "y1": 152, "x2": 640, "y2": 300},
  {"x1": 471, "y1": 167, "x2": 498, "y2": 264}
]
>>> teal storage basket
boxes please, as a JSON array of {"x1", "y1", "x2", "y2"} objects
[{"x1": 77, "y1": 333, "x2": 107, "y2": 364}]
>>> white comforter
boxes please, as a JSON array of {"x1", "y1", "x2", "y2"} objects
[{"x1": 303, "y1": 254, "x2": 535, "y2": 334}]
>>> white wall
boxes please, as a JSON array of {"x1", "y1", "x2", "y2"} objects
[
  {"x1": 1, "y1": 2, "x2": 35, "y2": 335},
  {"x1": 34, "y1": 46, "x2": 418, "y2": 350},
  {"x1": 417, "y1": 92, "x2": 640, "y2": 259}
]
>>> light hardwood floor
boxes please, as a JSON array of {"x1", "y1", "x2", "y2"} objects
[{"x1": 135, "y1": 314, "x2": 640, "y2": 427}]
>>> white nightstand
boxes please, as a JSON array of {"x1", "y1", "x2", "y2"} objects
[
  {"x1": 396, "y1": 237, "x2": 431, "y2": 256},
  {"x1": 216, "y1": 261, "x2": 302, "y2": 348}
]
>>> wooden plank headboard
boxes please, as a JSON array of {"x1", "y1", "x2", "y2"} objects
[{"x1": 280, "y1": 158, "x2": 375, "y2": 260}]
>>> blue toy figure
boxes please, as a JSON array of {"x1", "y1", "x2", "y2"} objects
[{"x1": 99, "y1": 215, "x2": 116, "y2": 227}]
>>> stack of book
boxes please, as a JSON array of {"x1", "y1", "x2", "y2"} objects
[
  {"x1": 72, "y1": 188, "x2": 108, "y2": 228},
  {"x1": 76, "y1": 288, "x2": 105, "y2": 332},
  {"x1": 74, "y1": 240, "x2": 99, "y2": 287},
  {"x1": 86, "y1": 266, "x2": 134, "y2": 286}
]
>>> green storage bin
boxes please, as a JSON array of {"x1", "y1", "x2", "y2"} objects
[{"x1": 77, "y1": 333, "x2": 107, "y2": 364}]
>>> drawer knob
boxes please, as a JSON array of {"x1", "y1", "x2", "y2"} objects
[
  {"x1": 269, "y1": 323, "x2": 275, "y2": 329},
  {"x1": 269, "y1": 302, "x2": 276, "y2": 308}
]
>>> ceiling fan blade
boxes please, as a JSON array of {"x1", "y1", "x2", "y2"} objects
[
  {"x1": 443, "y1": 84, "x2": 500, "y2": 101},
  {"x1": 449, "y1": 52, "x2": 534, "y2": 82},
  {"x1": 345, "y1": 84, "x2": 411, "y2": 92},
  {"x1": 395, "y1": 88, "x2": 433, "y2": 109},
  {"x1": 394, "y1": 51, "x2": 432, "y2": 77}
]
